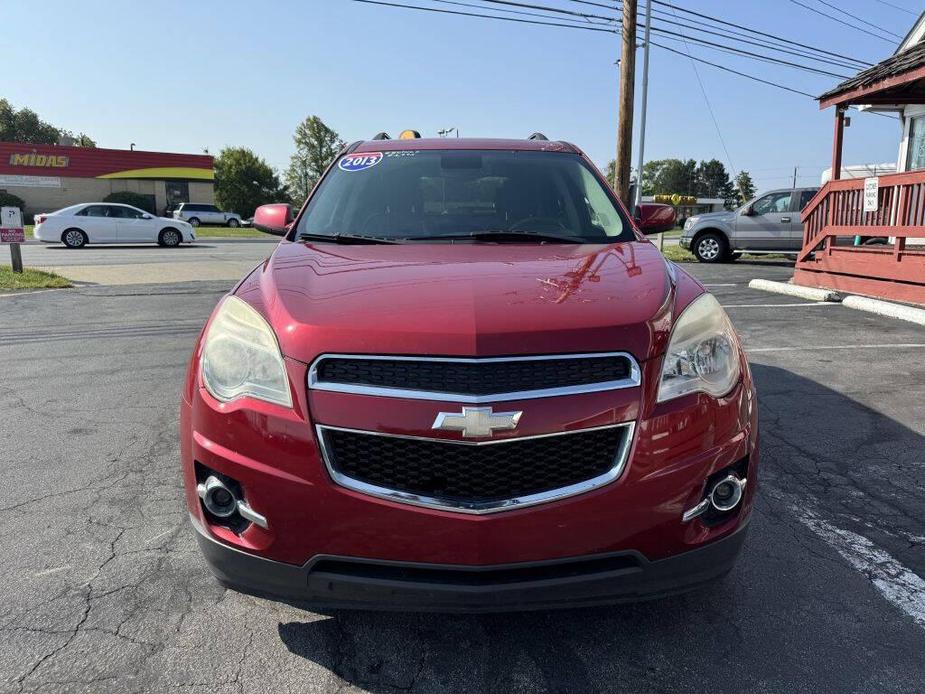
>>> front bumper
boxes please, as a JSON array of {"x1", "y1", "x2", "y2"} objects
[
  {"x1": 180, "y1": 351, "x2": 759, "y2": 611},
  {"x1": 192, "y1": 513, "x2": 748, "y2": 612}
]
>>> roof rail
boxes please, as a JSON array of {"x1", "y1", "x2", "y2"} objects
[
  {"x1": 527, "y1": 132, "x2": 549, "y2": 141},
  {"x1": 371, "y1": 132, "x2": 391, "y2": 140}
]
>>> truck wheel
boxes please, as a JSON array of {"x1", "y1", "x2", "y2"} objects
[
  {"x1": 227, "y1": 218, "x2": 240, "y2": 228},
  {"x1": 693, "y1": 232, "x2": 728, "y2": 263}
]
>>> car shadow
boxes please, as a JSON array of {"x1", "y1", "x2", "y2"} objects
[
  {"x1": 270, "y1": 364, "x2": 924, "y2": 692},
  {"x1": 40, "y1": 244, "x2": 216, "y2": 250}
]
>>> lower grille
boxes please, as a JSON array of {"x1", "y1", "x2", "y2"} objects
[
  {"x1": 316, "y1": 423, "x2": 634, "y2": 513},
  {"x1": 309, "y1": 554, "x2": 641, "y2": 586}
]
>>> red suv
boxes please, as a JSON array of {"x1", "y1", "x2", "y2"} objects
[{"x1": 180, "y1": 135, "x2": 757, "y2": 612}]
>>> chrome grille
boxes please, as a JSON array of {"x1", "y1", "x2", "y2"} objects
[{"x1": 309, "y1": 353, "x2": 641, "y2": 403}]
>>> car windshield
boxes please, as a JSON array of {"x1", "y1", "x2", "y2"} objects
[{"x1": 296, "y1": 150, "x2": 632, "y2": 243}]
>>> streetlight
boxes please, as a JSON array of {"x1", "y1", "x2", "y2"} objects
[{"x1": 130, "y1": 143, "x2": 136, "y2": 151}]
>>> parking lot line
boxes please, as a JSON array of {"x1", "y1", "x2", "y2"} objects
[
  {"x1": 796, "y1": 508, "x2": 925, "y2": 630},
  {"x1": 724, "y1": 302, "x2": 838, "y2": 308},
  {"x1": 748, "y1": 343, "x2": 925, "y2": 353}
]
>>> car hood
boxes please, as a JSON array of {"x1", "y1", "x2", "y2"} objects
[
  {"x1": 236, "y1": 240, "x2": 693, "y2": 363},
  {"x1": 692, "y1": 211, "x2": 734, "y2": 224}
]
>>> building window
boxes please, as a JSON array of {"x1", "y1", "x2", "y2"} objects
[
  {"x1": 907, "y1": 115, "x2": 925, "y2": 171},
  {"x1": 165, "y1": 181, "x2": 190, "y2": 215}
]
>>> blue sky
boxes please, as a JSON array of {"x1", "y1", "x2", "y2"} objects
[{"x1": 4, "y1": 0, "x2": 920, "y2": 192}]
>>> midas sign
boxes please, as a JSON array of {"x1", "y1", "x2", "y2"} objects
[{"x1": 9, "y1": 152, "x2": 69, "y2": 168}]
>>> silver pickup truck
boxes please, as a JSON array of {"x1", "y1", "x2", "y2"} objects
[{"x1": 680, "y1": 187, "x2": 818, "y2": 262}]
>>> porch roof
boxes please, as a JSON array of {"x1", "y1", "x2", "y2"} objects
[{"x1": 819, "y1": 41, "x2": 925, "y2": 109}]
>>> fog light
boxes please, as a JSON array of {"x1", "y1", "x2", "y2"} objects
[
  {"x1": 198, "y1": 476, "x2": 237, "y2": 517},
  {"x1": 682, "y1": 472, "x2": 747, "y2": 522},
  {"x1": 709, "y1": 475, "x2": 745, "y2": 512}
]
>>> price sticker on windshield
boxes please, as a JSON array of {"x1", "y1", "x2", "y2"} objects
[{"x1": 339, "y1": 152, "x2": 383, "y2": 172}]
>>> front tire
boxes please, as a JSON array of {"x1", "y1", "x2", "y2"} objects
[
  {"x1": 62, "y1": 228, "x2": 88, "y2": 249},
  {"x1": 693, "y1": 232, "x2": 728, "y2": 263},
  {"x1": 227, "y1": 218, "x2": 240, "y2": 228},
  {"x1": 158, "y1": 228, "x2": 182, "y2": 247}
]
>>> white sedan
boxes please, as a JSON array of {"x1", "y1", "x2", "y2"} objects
[{"x1": 33, "y1": 203, "x2": 196, "y2": 248}]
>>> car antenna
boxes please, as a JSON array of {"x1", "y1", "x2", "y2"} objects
[
  {"x1": 371, "y1": 132, "x2": 391, "y2": 140},
  {"x1": 527, "y1": 132, "x2": 548, "y2": 141}
]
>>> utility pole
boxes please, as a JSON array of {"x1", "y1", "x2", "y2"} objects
[
  {"x1": 614, "y1": 0, "x2": 637, "y2": 207},
  {"x1": 792, "y1": 166, "x2": 798, "y2": 189},
  {"x1": 633, "y1": 0, "x2": 653, "y2": 214}
]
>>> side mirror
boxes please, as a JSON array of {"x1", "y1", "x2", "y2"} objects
[
  {"x1": 741, "y1": 205, "x2": 754, "y2": 216},
  {"x1": 635, "y1": 202, "x2": 677, "y2": 235},
  {"x1": 142, "y1": 214, "x2": 152, "y2": 220},
  {"x1": 253, "y1": 204, "x2": 293, "y2": 236}
]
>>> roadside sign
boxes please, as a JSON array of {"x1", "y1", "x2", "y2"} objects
[
  {"x1": 0, "y1": 206, "x2": 25, "y2": 243},
  {"x1": 863, "y1": 177, "x2": 879, "y2": 213},
  {"x1": 1, "y1": 206, "x2": 25, "y2": 272}
]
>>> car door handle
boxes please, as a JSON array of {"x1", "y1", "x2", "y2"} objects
[{"x1": 781, "y1": 217, "x2": 791, "y2": 223}]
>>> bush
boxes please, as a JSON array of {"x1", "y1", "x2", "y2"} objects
[
  {"x1": 0, "y1": 192, "x2": 29, "y2": 222},
  {"x1": 103, "y1": 191, "x2": 155, "y2": 213},
  {"x1": 0, "y1": 192, "x2": 25, "y2": 210}
]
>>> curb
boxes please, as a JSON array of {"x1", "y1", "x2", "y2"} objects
[
  {"x1": 747, "y1": 279, "x2": 840, "y2": 302},
  {"x1": 842, "y1": 295, "x2": 925, "y2": 326}
]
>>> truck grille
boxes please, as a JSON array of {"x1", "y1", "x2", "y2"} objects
[
  {"x1": 316, "y1": 423, "x2": 635, "y2": 513},
  {"x1": 309, "y1": 353, "x2": 639, "y2": 402}
]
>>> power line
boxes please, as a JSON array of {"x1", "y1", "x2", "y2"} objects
[
  {"x1": 348, "y1": 0, "x2": 892, "y2": 108},
  {"x1": 644, "y1": 11, "x2": 867, "y2": 71},
  {"x1": 348, "y1": 0, "x2": 615, "y2": 32},
  {"x1": 563, "y1": 1, "x2": 872, "y2": 69},
  {"x1": 431, "y1": 0, "x2": 614, "y2": 25},
  {"x1": 648, "y1": 28, "x2": 853, "y2": 78},
  {"x1": 874, "y1": 0, "x2": 918, "y2": 15},
  {"x1": 787, "y1": 0, "x2": 898, "y2": 43},
  {"x1": 449, "y1": 0, "x2": 857, "y2": 77},
  {"x1": 815, "y1": 0, "x2": 903, "y2": 38},
  {"x1": 649, "y1": 41, "x2": 817, "y2": 98},
  {"x1": 666, "y1": 5, "x2": 737, "y2": 178},
  {"x1": 646, "y1": 0, "x2": 874, "y2": 66},
  {"x1": 485, "y1": 0, "x2": 867, "y2": 71}
]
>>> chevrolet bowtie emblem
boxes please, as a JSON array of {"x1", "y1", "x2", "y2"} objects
[{"x1": 432, "y1": 407, "x2": 523, "y2": 438}]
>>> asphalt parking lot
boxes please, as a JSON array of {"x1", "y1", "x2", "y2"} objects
[
  {"x1": 1, "y1": 259, "x2": 923, "y2": 693},
  {"x1": 17, "y1": 238, "x2": 278, "y2": 285}
]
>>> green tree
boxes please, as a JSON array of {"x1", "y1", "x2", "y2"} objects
[
  {"x1": 695, "y1": 159, "x2": 736, "y2": 208},
  {"x1": 103, "y1": 191, "x2": 155, "y2": 213},
  {"x1": 214, "y1": 147, "x2": 289, "y2": 218},
  {"x1": 0, "y1": 99, "x2": 95, "y2": 146},
  {"x1": 641, "y1": 159, "x2": 699, "y2": 196},
  {"x1": 734, "y1": 170, "x2": 756, "y2": 206},
  {"x1": 285, "y1": 116, "x2": 344, "y2": 205}
]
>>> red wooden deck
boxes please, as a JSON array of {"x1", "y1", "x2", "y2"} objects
[{"x1": 796, "y1": 171, "x2": 925, "y2": 305}]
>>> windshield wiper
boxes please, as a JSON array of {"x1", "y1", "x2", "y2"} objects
[
  {"x1": 296, "y1": 232, "x2": 401, "y2": 245},
  {"x1": 408, "y1": 230, "x2": 589, "y2": 244}
]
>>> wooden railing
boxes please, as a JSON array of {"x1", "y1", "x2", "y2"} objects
[{"x1": 796, "y1": 170, "x2": 925, "y2": 305}]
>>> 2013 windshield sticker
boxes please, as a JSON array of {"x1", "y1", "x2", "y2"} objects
[{"x1": 339, "y1": 152, "x2": 383, "y2": 172}]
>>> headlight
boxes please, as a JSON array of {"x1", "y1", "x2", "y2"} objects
[
  {"x1": 200, "y1": 296, "x2": 292, "y2": 407},
  {"x1": 657, "y1": 293, "x2": 741, "y2": 403}
]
